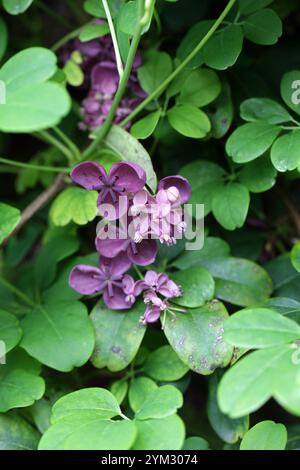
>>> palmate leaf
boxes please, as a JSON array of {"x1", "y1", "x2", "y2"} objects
[
  {"x1": 2, "y1": 0, "x2": 34, "y2": 15},
  {"x1": 240, "y1": 421, "x2": 287, "y2": 450},
  {"x1": 0, "y1": 413, "x2": 40, "y2": 450}
]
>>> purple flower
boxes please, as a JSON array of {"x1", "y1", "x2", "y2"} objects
[
  {"x1": 69, "y1": 252, "x2": 135, "y2": 310},
  {"x1": 71, "y1": 161, "x2": 146, "y2": 220},
  {"x1": 136, "y1": 270, "x2": 183, "y2": 325},
  {"x1": 158, "y1": 176, "x2": 192, "y2": 204},
  {"x1": 91, "y1": 61, "x2": 119, "y2": 94},
  {"x1": 136, "y1": 270, "x2": 182, "y2": 298},
  {"x1": 95, "y1": 226, "x2": 158, "y2": 266},
  {"x1": 142, "y1": 304, "x2": 162, "y2": 324}
]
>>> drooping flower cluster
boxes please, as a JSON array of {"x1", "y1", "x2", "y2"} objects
[
  {"x1": 61, "y1": 25, "x2": 145, "y2": 130},
  {"x1": 69, "y1": 161, "x2": 191, "y2": 323}
]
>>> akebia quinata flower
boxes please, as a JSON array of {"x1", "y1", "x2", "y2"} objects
[
  {"x1": 69, "y1": 160, "x2": 191, "y2": 320},
  {"x1": 71, "y1": 161, "x2": 146, "y2": 219}
]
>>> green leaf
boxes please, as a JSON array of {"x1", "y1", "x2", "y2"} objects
[
  {"x1": 0, "y1": 47, "x2": 56, "y2": 93},
  {"x1": 173, "y1": 237, "x2": 230, "y2": 270},
  {"x1": 271, "y1": 131, "x2": 300, "y2": 172},
  {"x1": 179, "y1": 68, "x2": 221, "y2": 107},
  {"x1": 202, "y1": 257, "x2": 272, "y2": 307},
  {"x1": 20, "y1": 301, "x2": 95, "y2": 372},
  {"x1": 144, "y1": 345, "x2": 189, "y2": 381},
  {"x1": 208, "y1": 82, "x2": 234, "y2": 139},
  {"x1": 131, "y1": 109, "x2": 161, "y2": 139},
  {"x1": 239, "y1": 157, "x2": 277, "y2": 193},
  {"x1": 240, "y1": 421, "x2": 287, "y2": 450},
  {"x1": 129, "y1": 377, "x2": 158, "y2": 413},
  {"x1": 50, "y1": 187, "x2": 98, "y2": 226},
  {"x1": 39, "y1": 415, "x2": 137, "y2": 450},
  {"x1": 170, "y1": 267, "x2": 215, "y2": 308},
  {"x1": 0, "y1": 83, "x2": 70, "y2": 132},
  {"x1": 168, "y1": 104, "x2": 211, "y2": 138},
  {"x1": 226, "y1": 122, "x2": 281, "y2": 163},
  {"x1": 243, "y1": 9, "x2": 282, "y2": 45},
  {"x1": 138, "y1": 51, "x2": 173, "y2": 95},
  {"x1": 164, "y1": 301, "x2": 233, "y2": 375},
  {"x1": 180, "y1": 161, "x2": 226, "y2": 215},
  {"x1": 182, "y1": 436, "x2": 209, "y2": 450},
  {"x1": 281, "y1": 70, "x2": 300, "y2": 117},
  {"x1": 291, "y1": 242, "x2": 300, "y2": 273},
  {"x1": 135, "y1": 385, "x2": 183, "y2": 420},
  {"x1": 224, "y1": 308, "x2": 300, "y2": 348},
  {"x1": 238, "y1": 0, "x2": 273, "y2": 15},
  {"x1": 103, "y1": 125, "x2": 157, "y2": 192},
  {"x1": 0, "y1": 16, "x2": 8, "y2": 61},
  {"x1": 118, "y1": 0, "x2": 153, "y2": 35},
  {"x1": 110, "y1": 380, "x2": 128, "y2": 405},
  {"x1": 263, "y1": 297, "x2": 300, "y2": 323},
  {"x1": 83, "y1": 0, "x2": 105, "y2": 18},
  {"x1": 3, "y1": 0, "x2": 33, "y2": 15},
  {"x1": 212, "y1": 183, "x2": 250, "y2": 231},
  {"x1": 218, "y1": 344, "x2": 295, "y2": 418},
  {"x1": 177, "y1": 21, "x2": 211, "y2": 69},
  {"x1": 51, "y1": 388, "x2": 121, "y2": 423},
  {"x1": 0, "y1": 203, "x2": 21, "y2": 244},
  {"x1": 133, "y1": 414, "x2": 185, "y2": 450},
  {"x1": 63, "y1": 60, "x2": 84, "y2": 87},
  {"x1": 79, "y1": 23, "x2": 110, "y2": 42},
  {"x1": 202, "y1": 25, "x2": 243, "y2": 70},
  {"x1": 240, "y1": 98, "x2": 292, "y2": 124},
  {"x1": 90, "y1": 301, "x2": 146, "y2": 372},
  {"x1": 0, "y1": 413, "x2": 40, "y2": 450},
  {"x1": 0, "y1": 349, "x2": 45, "y2": 412},
  {"x1": 0, "y1": 309, "x2": 22, "y2": 353},
  {"x1": 35, "y1": 234, "x2": 79, "y2": 290},
  {"x1": 207, "y1": 373, "x2": 249, "y2": 444},
  {"x1": 0, "y1": 48, "x2": 70, "y2": 132}
]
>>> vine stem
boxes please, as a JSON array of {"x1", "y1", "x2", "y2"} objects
[
  {"x1": 0, "y1": 157, "x2": 69, "y2": 173},
  {"x1": 36, "y1": 130, "x2": 75, "y2": 164},
  {"x1": 3, "y1": 174, "x2": 66, "y2": 243},
  {"x1": 121, "y1": 0, "x2": 237, "y2": 127},
  {"x1": 51, "y1": 23, "x2": 92, "y2": 51},
  {"x1": 0, "y1": 276, "x2": 35, "y2": 307},
  {"x1": 53, "y1": 127, "x2": 81, "y2": 162},
  {"x1": 102, "y1": 0, "x2": 124, "y2": 78},
  {"x1": 82, "y1": 0, "x2": 147, "y2": 159}
]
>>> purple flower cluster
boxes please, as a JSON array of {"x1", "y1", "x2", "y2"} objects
[
  {"x1": 69, "y1": 161, "x2": 191, "y2": 323},
  {"x1": 61, "y1": 26, "x2": 145, "y2": 130}
]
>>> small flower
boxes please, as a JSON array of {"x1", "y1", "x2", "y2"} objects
[
  {"x1": 158, "y1": 176, "x2": 192, "y2": 204},
  {"x1": 69, "y1": 253, "x2": 134, "y2": 310},
  {"x1": 71, "y1": 161, "x2": 146, "y2": 220},
  {"x1": 95, "y1": 225, "x2": 157, "y2": 266}
]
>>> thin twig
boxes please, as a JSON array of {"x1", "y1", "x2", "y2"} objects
[{"x1": 3, "y1": 174, "x2": 66, "y2": 243}]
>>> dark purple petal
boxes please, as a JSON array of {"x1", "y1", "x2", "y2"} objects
[
  {"x1": 109, "y1": 162, "x2": 146, "y2": 193},
  {"x1": 128, "y1": 239, "x2": 157, "y2": 266},
  {"x1": 103, "y1": 286, "x2": 133, "y2": 310},
  {"x1": 74, "y1": 38, "x2": 103, "y2": 57},
  {"x1": 100, "y1": 252, "x2": 132, "y2": 277},
  {"x1": 158, "y1": 176, "x2": 192, "y2": 204},
  {"x1": 95, "y1": 234, "x2": 129, "y2": 258},
  {"x1": 91, "y1": 61, "x2": 119, "y2": 94},
  {"x1": 97, "y1": 192, "x2": 129, "y2": 220},
  {"x1": 71, "y1": 162, "x2": 106, "y2": 190},
  {"x1": 69, "y1": 265, "x2": 103, "y2": 295}
]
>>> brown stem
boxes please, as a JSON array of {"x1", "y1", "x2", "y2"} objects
[
  {"x1": 278, "y1": 187, "x2": 300, "y2": 238},
  {"x1": 2, "y1": 174, "x2": 66, "y2": 245}
]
